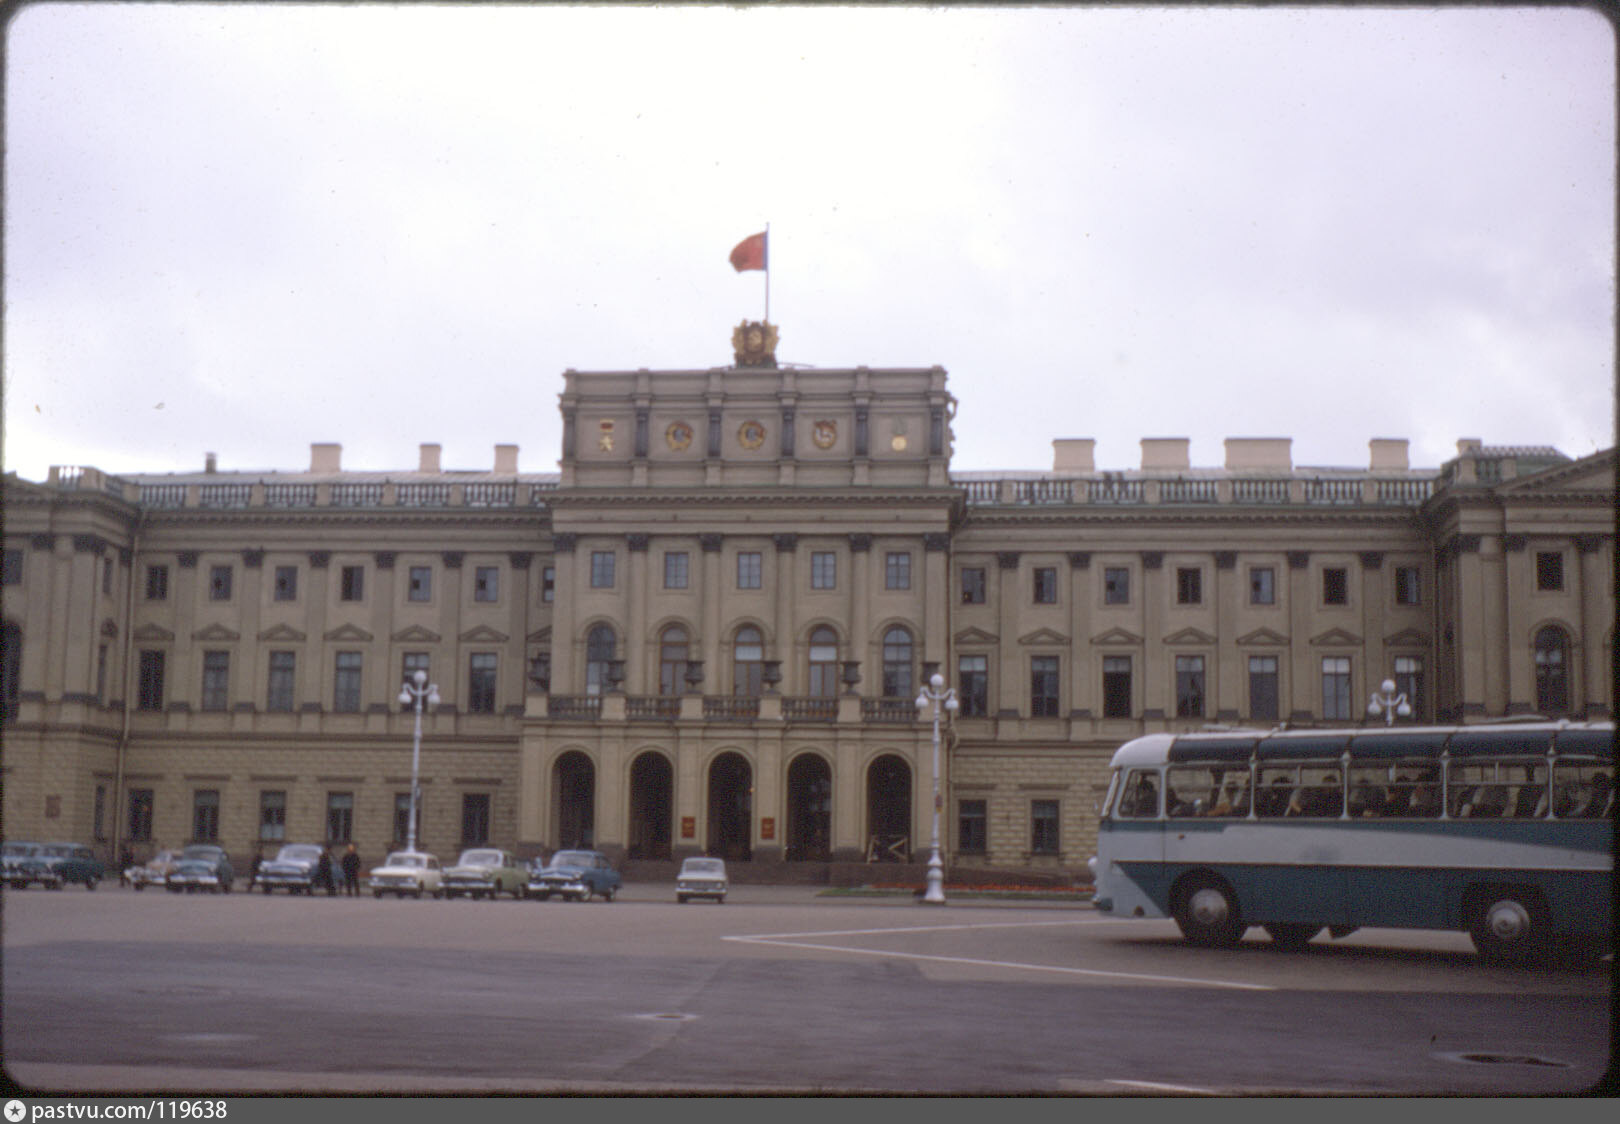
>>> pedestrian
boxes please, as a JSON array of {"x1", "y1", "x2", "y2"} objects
[
  {"x1": 316, "y1": 846, "x2": 337, "y2": 896},
  {"x1": 340, "y1": 843, "x2": 361, "y2": 897},
  {"x1": 248, "y1": 850, "x2": 262, "y2": 891}
]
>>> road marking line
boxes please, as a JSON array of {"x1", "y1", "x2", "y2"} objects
[
  {"x1": 731, "y1": 919, "x2": 1108, "y2": 940},
  {"x1": 722, "y1": 933, "x2": 1274, "y2": 990},
  {"x1": 1107, "y1": 1078, "x2": 1218, "y2": 1094}
]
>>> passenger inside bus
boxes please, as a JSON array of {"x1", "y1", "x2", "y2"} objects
[{"x1": 1119, "y1": 772, "x2": 1158, "y2": 817}]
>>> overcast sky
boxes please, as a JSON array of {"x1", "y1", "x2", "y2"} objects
[{"x1": 4, "y1": 4, "x2": 1614, "y2": 482}]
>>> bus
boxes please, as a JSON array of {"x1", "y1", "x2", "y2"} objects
[{"x1": 1086, "y1": 721, "x2": 1612, "y2": 963}]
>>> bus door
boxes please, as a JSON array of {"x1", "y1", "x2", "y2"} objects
[{"x1": 1101, "y1": 767, "x2": 1168, "y2": 904}]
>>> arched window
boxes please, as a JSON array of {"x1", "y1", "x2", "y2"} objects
[
  {"x1": 658, "y1": 625, "x2": 689, "y2": 696},
  {"x1": 882, "y1": 626, "x2": 914, "y2": 699},
  {"x1": 1534, "y1": 625, "x2": 1570, "y2": 715},
  {"x1": 733, "y1": 626, "x2": 763, "y2": 697},
  {"x1": 585, "y1": 625, "x2": 616, "y2": 696},
  {"x1": 807, "y1": 626, "x2": 839, "y2": 698}
]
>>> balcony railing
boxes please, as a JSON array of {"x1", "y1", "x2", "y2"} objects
[
  {"x1": 862, "y1": 697, "x2": 918, "y2": 724},
  {"x1": 703, "y1": 696, "x2": 760, "y2": 721},
  {"x1": 627, "y1": 696, "x2": 681, "y2": 720},
  {"x1": 1231, "y1": 478, "x2": 1291, "y2": 504},
  {"x1": 547, "y1": 695, "x2": 602, "y2": 719},
  {"x1": 782, "y1": 697, "x2": 838, "y2": 722}
]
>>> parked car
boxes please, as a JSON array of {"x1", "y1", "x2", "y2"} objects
[
  {"x1": 2, "y1": 842, "x2": 57, "y2": 889},
  {"x1": 38, "y1": 842, "x2": 106, "y2": 890},
  {"x1": 443, "y1": 849, "x2": 528, "y2": 900},
  {"x1": 526, "y1": 849, "x2": 622, "y2": 902},
  {"x1": 367, "y1": 851, "x2": 443, "y2": 899},
  {"x1": 675, "y1": 856, "x2": 729, "y2": 904},
  {"x1": 126, "y1": 850, "x2": 183, "y2": 891},
  {"x1": 255, "y1": 844, "x2": 325, "y2": 894},
  {"x1": 175, "y1": 844, "x2": 234, "y2": 892},
  {"x1": 165, "y1": 857, "x2": 230, "y2": 893}
]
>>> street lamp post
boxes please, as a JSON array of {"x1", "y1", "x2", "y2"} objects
[
  {"x1": 1367, "y1": 678, "x2": 1411, "y2": 727},
  {"x1": 914, "y1": 672, "x2": 957, "y2": 905},
  {"x1": 398, "y1": 669, "x2": 440, "y2": 852}
]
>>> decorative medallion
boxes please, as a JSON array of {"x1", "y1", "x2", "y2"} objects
[
  {"x1": 890, "y1": 434, "x2": 908, "y2": 451},
  {"x1": 738, "y1": 420, "x2": 767, "y2": 450},
  {"x1": 812, "y1": 420, "x2": 838, "y2": 449},
  {"x1": 597, "y1": 420, "x2": 615, "y2": 452},
  {"x1": 666, "y1": 421, "x2": 693, "y2": 452},
  {"x1": 731, "y1": 319, "x2": 779, "y2": 368}
]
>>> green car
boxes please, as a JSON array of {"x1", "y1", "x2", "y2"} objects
[{"x1": 37, "y1": 842, "x2": 106, "y2": 890}]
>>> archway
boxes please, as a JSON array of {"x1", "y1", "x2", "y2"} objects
[
  {"x1": 628, "y1": 751, "x2": 673, "y2": 859},
  {"x1": 707, "y1": 751, "x2": 753, "y2": 861},
  {"x1": 553, "y1": 751, "x2": 595, "y2": 849},
  {"x1": 866, "y1": 754, "x2": 912, "y2": 862},
  {"x1": 785, "y1": 753, "x2": 832, "y2": 861}
]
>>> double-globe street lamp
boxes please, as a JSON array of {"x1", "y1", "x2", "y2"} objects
[
  {"x1": 1367, "y1": 678, "x2": 1411, "y2": 727},
  {"x1": 398, "y1": 669, "x2": 440, "y2": 853},
  {"x1": 914, "y1": 672, "x2": 958, "y2": 905}
]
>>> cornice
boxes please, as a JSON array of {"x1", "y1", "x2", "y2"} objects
[
  {"x1": 136, "y1": 508, "x2": 551, "y2": 531},
  {"x1": 958, "y1": 507, "x2": 1424, "y2": 531},
  {"x1": 545, "y1": 488, "x2": 959, "y2": 508}
]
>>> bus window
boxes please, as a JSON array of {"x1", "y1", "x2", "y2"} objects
[
  {"x1": 1257, "y1": 764, "x2": 1339, "y2": 817},
  {"x1": 1508, "y1": 763, "x2": 1549, "y2": 818},
  {"x1": 1347, "y1": 765, "x2": 1393, "y2": 818},
  {"x1": 1449, "y1": 760, "x2": 1526, "y2": 818},
  {"x1": 1554, "y1": 763, "x2": 1613, "y2": 819},
  {"x1": 1116, "y1": 770, "x2": 1159, "y2": 818},
  {"x1": 1164, "y1": 765, "x2": 1250, "y2": 818}
]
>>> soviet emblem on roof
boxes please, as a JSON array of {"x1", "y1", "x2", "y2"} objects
[{"x1": 731, "y1": 320, "x2": 778, "y2": 369}]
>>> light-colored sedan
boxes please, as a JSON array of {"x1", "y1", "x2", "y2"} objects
[
  {"x1": 367, "y1": 851, "x2": 443, "y2": 899},
  {"x1": 125, "y1": 850, "x2": 182, "y2": 891},
  {"x1": 443, "y1": 848, "x2": 528, "y2": 900},
  {"x1": 675, "y1": 857, "x2": 729, "y2": 904}
]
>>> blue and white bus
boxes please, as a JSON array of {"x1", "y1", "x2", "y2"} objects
[{"x1": 1087, "y1": 722, "x2": 1612, "y2": 963}]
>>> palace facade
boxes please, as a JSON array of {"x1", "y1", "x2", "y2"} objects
[{"x1": 3, "y1": 328, "x2": 1614, "y2": 879}]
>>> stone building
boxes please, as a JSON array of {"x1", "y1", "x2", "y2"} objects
[{"x1": 3, "y1": 324, "x2": 1613, "y2": 879}]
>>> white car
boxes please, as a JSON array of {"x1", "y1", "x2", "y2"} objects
[
  {"x1": 443, "y1": 849, "x2": 528, "y2": 900},
  {"x1": 125, "y1": 850, "x2": 182, "y2": 891},
  {"x1": 675, "y1": 856, "x2": 728, "y2": 904},
  {"x1": 367, "y1": 851, "x2": 443, "y2": 899}
]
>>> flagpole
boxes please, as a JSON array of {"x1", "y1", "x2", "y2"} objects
[{"x1": 764, "y1": 222, "x2": 771, "y2": 323}]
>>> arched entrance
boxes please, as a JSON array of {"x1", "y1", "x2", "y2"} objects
[
  {"x1": 628, "y1": 751, "x2": 673, "y2": 860},
  {"x1": 707, "y1": 751, "x2": 753, "y2": 861},
  {"x1": 785, "y1": 753, "x2": 832, "y2": 861},
  {"x1": 553, "y1": 751, "x2": 595, "y2": 849},
  {"x1": 866, "y1": 754, "x2": 912, "y2": 862}
]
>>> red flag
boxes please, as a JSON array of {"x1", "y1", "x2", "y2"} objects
[{"x1": 729, "y1": 231, "x2": 767, "y2": 272}]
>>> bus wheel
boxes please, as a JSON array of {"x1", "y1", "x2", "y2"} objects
[
  {"x1": 1262, "y1": 924, "x2": 1322, "y2": 951},
  {"x1": 1174, "y1": 875, "x2": 1244, "y2": 948},
  {"x1": 1469, "y1": 889, "x2": 1550, "y2": 964}
]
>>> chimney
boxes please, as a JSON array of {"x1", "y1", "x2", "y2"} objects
[
  {"x1": 494, "y1": 444, "x2": 519, "y2": 474},
  {"x1": 1224, "y1": 438, "x2": 1292, "y2": 471},
  {"x1": 1140, "y1": 437, "x2": 1190, "y2": 470},
  {"x1": 419, "y1": 444, "x2": 442, "y2": 473},
  {"x1": 1368, "y1": 438, "x2": 1409, "y2": 471},
  {"x1": 310, "y1": 443, "x2": 342, "y2": 473},
  {"x1": 1456, "y1": 437, "x2": 1483, "y2": 457},
  {"x1": 1052, "y1": 438, "x2": 1094, "y2": 473},
  {"x1": 204, "y1": 452, "x2": 218, "y2": 474}
]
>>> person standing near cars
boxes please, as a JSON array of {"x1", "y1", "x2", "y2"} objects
[
  {"x1": 316, "y1": 846, "x2": 337, "y2": 896},
  {"x1": 340, "y1": 843, "x2": 361, "y2": 897}
]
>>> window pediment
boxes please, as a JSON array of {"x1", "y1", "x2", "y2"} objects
[
  {"x1": 1309, "y1": 627, "x2": 1363, "y2": 647},
  {"x1": 391, "y1": 625, "x2": 441, "y2": 643},
  {"x1": 1236, "y1": 627, "x2": 1289, "y2": 647},
  {"x1": 323, "y1": 623, "x2": 374, "y2": 643},
  {"x1": 257, "y1": 623, "x2": 307, "y2": 643},
  {"x1": 1018, "y1": 627, "x2": 1070, "y2": 647},
  {"x1": 1090, "y1": 627, "x2": 1144, "y2": 647},
  {"x1": 191, "y1": 622, "x2": 241, "y2": 643},
  {"x1": 1163, "y1": 627, "x2": 1216, "y2": 646}
]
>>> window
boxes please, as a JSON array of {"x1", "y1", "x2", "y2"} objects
[
  {"x1": 1176, "y1": 568, "x2": 1202, "y2": 605},
  {"x1": 127, "y1": 789, "x2": 155, "y2": 842},
  {"x1": 1535, "y1": 551, "x2": 1564, "y2": 592},
  {"x1": 663, "y1": 552, "x2": 689, "y2": 590},
  {"x1": 1030, "y1": 656, "x2": 1060, "y2": 717},
  {"x1": 192, "y1": 790, "x2": 220, "y2": 843},
  {"x1": 1175, "y1": 655, "x2": 1205, "y2": 718},
  {"x1": 209, "y1": 565, "x2": 233, "y2": 601},
  {"x1": 807, "y1": 627, "x2": 840, "y2": 697},
  {"x1": 94, "y1": 785, "x2": 107, "y2": 841},
  {"x1": 1104, "y1": 567, "x2": 1130, "y2": 605},
  {"x1": 542, "y1": 566, "x2": 555, "y2": 602},
  {"x1": 659, "y1": 626, "x2": 689, "y2": 695},
  {"x1": 340, "y1": 565, "x2": 364, "y2": 602},
  {"x1": 957, "y1": 655, "x2": 988, "y2": 717},
  {"x1": 810, "y1": 552, "x2": 837, "y2": 590},
  {"x1": 1, "y1": 549, "x2": 22, "y2": 586},
  {"x1": 468, "y1": 653, "x2": 497, "y2": 713},
  {"x1": 881, "y1": 627, "x2": 913, "y2": 699},
  {"x1": 1249, "y1": 566, "x2": 1275, "y2": 605},
  {"x1": 1394, "y1": 655, "x2": 1424, "y2": 719},
  {"x1": 474, "y1": 566, "x2": 499, "y2": 602},
  {"x1": 733, "y1": 626, "x2": 763, "y2": 697},
  {"x1": 259, "y1": 791, "x2": 287, "y2": 842},
  {"x1": 201, "y1": 650, "x2": 230, "y2": 711},
  {"x1": 96, "y1": 644, "x2": 108, "y2": 703},
  {"x1": 1033, "y1": 567, "x2": 1058, "y2": 604},
  {"x1": 461, "y1": 793, "x2": 491, "y2": 847},
  {"x1": 960, "y1": 567, "x2": 986, "y2": 604},
  {"x1": 334, "y1": 651, "x2": 363, "y2": 713},
  {"x1": 1534, "y1": 626, "x2": 1569, "y2": 714},
  {"x1": 1248, "y1": 655, "x2": 1279, "y2": 721},
  {"x1": 393, "y1": 793, "x2": 417, "y2": 848},
  {"x1": 590, "y1": 551, "x2": 616, "y2": 589},
  {"x1": 267, "y1": 651, "x2": 296, "y2": 712},
  {"x1": 1322, "y1": 656, "x2": 1353, "y2": 720},
  {"x1": 885, "y1": 552, "x2": 911, "y2": 590},
  {"x1": 1322, "y1": 567, "x2": 1348, "y2": 606},
  {"x1": 1031, "y1": 800, "x2": 1060, "y2": 855},
  {"x1": 408, "y1": 566, "x2": 432, "y2": 602},
  {"x1": 402, "y1": 652, "x2": 430, "y2": 696},
  {"x1": 1394, "y1": 566, "x2": 1421, "y2": 606},
  {"x1": 1102, "y1": 656, "x2": 1132, "y2": 718},
  {"x1": 326, "y1": 792, "x2": 354, "y2": 843},
  {"x1": 145, "y1": 564, "x2": 168, "y2": 600},
  {"x1": 585, "y1": 626, "x2": 616, "y2": 696},
  {"x1": 736, "y1": 552, "x2": 762, "y2": 590},
  {"x1": 102, "y1": 558, "x2": 113, "y2": 595},
  {"x1": 0, "y1": 622, "x2": 17, "y2": 724},
  {"x1": 138, "y1": 650, "x2": 166, "y2": 711},
  {"x1": 957, "y1": 799, "x2": 987, "y2": 854},
  {"x1": 273, "y1": 565, "x2": 297, "y2": 601}
]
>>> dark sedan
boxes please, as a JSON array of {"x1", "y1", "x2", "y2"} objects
[{"x1": 525, "y1": 850, "x2": 622, "y2": 902}]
